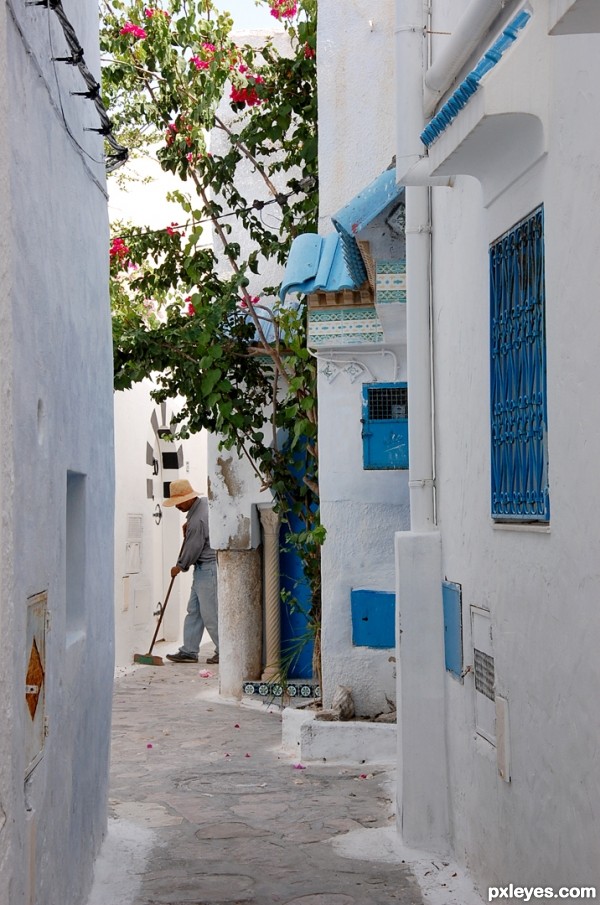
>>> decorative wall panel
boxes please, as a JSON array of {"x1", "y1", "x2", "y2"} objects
[{"x1": 308, "y1": 307, "x2": 383, "y2": 347}]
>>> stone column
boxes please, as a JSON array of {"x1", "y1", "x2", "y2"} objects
[
  {"x1": 217, "y1": 549, "x2": 262, "y2": 699},
  {"x1": 258, "y1": 506, "x2": 281, "y2": 680}
]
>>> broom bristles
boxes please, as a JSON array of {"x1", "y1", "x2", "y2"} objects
[{"x1": 133, "y1": 653, "x2": 164, "y2": 666}]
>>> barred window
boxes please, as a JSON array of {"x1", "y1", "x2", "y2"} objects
[{"x1": 489, "y1": 206, "x2": 549, "y2": 521}]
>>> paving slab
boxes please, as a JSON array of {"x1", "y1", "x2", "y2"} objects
[{"x1": 87, "y1": 650, "x2": 426, "y2": 905}]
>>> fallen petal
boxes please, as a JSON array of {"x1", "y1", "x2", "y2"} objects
[{"x1": 292, "y1": 763, "x2": 306, "y2": 770}]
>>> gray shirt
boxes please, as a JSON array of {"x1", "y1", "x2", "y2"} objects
[{"x1": 176, "y1": 497, "x2": 216, "y2": 570}]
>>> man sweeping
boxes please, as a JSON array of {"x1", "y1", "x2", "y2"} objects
[{"x1": 162, "y1": 480, "x2": 219, "y2": 665}]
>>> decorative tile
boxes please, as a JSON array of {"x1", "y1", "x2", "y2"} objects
[
  {"x1": 376, "y1": 260, "x2": 406, "y2": 304},
  {"x1": 242, "y1": 681, "x2": 321, "y2": 699},
  {"x1": 308, "y1": 307, "x2": 383, "y2": 347}
]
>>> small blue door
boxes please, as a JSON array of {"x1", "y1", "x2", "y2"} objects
[{"x1": 361, "y1": 382, "x2": 409, "y2": 469}]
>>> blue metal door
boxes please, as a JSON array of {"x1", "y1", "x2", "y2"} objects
[{"x1": 361, "y1": 382, "x2": 409, "y2": 469}]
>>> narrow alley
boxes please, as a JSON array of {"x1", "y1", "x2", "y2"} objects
[{"x1": 86, "y1": 644, "x2": 475, "y2": 905}]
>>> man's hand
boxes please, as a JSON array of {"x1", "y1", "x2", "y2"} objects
[{"x1": 170, "y1": 565, "x2": 182, "y2": 578}]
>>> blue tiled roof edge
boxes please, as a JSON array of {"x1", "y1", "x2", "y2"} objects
[{"x1": 420, "y1": 9, "x2": 532, "y2": 148}]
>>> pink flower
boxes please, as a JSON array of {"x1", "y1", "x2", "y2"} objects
[
  {"x1": 110, "y1": 236, "x2": 130, "y2": 260},
  {"x1": 191, "y1": 56, "x2": 209, "y2": 70},
  {"x1": 230, "y1": 82, "x2": 264, "y2": 107},
  {"x1": 270, "y1": 0, "x2": 297, "y2": 19},
  {"x1": 184, "y1": 296, "x2": 196, "y2": 316},
  {"x1": 120, "y1": 22, "x2": 147, "y2": 39},
  {"x1": 239, "y1": 295, "x2": 259, "y2": 309},
  {"x1": 304, "y1": 42, "x2": 315, "y2": 59},
  {"x1": 202, "y1": 42, "x2": 216, "y2": 52}
]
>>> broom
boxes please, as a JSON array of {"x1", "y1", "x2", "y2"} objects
[{"x1": 133, "y1": 542, "x2": 183, "y2": 666}]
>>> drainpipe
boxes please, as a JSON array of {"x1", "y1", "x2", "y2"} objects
[
  {"x1": 394, "y1": 0, "x2": 450, "y2": 856},
  {"x1": 395, "y1": 0, "x2": 439, "y2": 530},
  {"x1": 424, "y1": 0, "x2": 518, "y2": 117}
]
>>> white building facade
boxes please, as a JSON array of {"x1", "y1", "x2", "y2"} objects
[
  {"x1": 394, "y1": 0, "x2": 600, "y2": 892},
  {"x1": 315, "y1": 0, "x2": 600, "y2": 893},
  {"x1": 1, "y1": 2, "x2": 115, "y2": 903}
]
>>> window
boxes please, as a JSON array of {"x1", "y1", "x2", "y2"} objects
[
  {"x1": 490, "y1": 206, "x2": 549, "y2": 521},
  {"x1": 361, "y1": 382, "x2": 409, "y2": 469}
]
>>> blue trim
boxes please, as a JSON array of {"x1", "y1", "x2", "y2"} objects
[
  {"x1": 361, "y1": 382, "x2": 409, "y2": 470},
  {"x1": 332, "y1": 169, "x2": 404, "y2": 285},
  {"x1": 351, "y1": 589, "x2": 396, "y2": 649},
  {"x1": 279, "y1": 232, "x2": 357, "y2": 301},
  {"x1": 490, "y1": 205, "x2": 549, "y2": 521},
  {"x1": 442, "y1": 581, "x2": 463, "y2": 679},
  {"x1": 420, "y1": 9, "x2": 531, "y2": 148}
]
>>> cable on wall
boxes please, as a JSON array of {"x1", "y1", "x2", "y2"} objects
[{"x1": 27, "y1": 0, "x2": 129, "y2": 172}]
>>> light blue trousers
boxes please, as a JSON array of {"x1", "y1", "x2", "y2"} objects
[{"x1": 181, "y1": 561, "x2": 219, "y2": 656}]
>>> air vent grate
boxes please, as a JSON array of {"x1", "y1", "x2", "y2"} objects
[{"x1": 474, "y1": 648, "x2": 495, "y2": 701}]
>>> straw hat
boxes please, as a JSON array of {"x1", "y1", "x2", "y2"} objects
[{"x1": 162, "y1": 479, "x2": 199, "y2": 507}]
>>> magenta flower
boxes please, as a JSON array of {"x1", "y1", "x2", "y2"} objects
[
  {"x1": 120, "y1": 22, "x2": 147, "y2": 39},
  {"x1": 270, "y1": 0, "x2": 297, "y2": 20},
  {"x1": 110, "y1": 236, "x2": 130, "y2": 260}
]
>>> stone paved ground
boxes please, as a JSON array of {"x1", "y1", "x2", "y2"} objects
[{"x1": 87, "y1": 649, "x2": 427, "y2": 905}]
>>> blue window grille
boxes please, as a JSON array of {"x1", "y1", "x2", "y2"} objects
[
  {"x1": 490, "y1": 206, "x2": 549, "y2": 521},
  {"x1": 361, "y1": 382, "x2": 409, "y2": 470}
]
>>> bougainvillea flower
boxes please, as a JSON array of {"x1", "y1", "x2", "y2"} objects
[
  {"x1": 120, "y1": 22, "x2": 147, "y2": 39},
  {"x1": 191, "y1": 56, "x2": 209, "y2": 70},
  {"x1": 144, "y1": 7, "x2": 170, "y2": 18},
  {"x1": 238, "y1": 295, "x2": 259, "y2": 309},
  {"x1": 109, "y1": 237, "x2": 130, "y2": 259},
  {"x1": 270, "y1": 0, "x2": 297, "y2": 19}
]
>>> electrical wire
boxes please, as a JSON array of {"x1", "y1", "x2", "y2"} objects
[
  {"x1": 29, "y1": 0, "x2": 129, "y2": 172},
  {"x1": 113, "y1": 183, "x2": 306, "y2": 240}
]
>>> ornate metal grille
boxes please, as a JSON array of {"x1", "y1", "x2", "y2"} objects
[
  {"x1": 367, "y1": 385, "x2": 408, "y2": 420},
  {"x1": 490, "y1": 206, "x2": 549, "y2": 521}
]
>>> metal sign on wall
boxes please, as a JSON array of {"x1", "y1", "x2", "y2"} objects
[{"x1": 25, "y1": 591, "x2": 47, "y2": 776}]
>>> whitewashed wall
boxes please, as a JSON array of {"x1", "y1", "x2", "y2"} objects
[
  {"x1": 113, "y1": 383, "x2": 206, "y2": 667},
  {"x1": 317, "y1": 0, "x2": 408, "y2": 715},
  {"x1": 397, "y1": 0, "x2": 600, "y2": 891},
  {"x1": 0, "y1": 2, "x2": 114, "y2": 903}
]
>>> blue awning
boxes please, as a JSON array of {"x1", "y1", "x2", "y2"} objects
[
  {"x1": 279, "y1": 232, "x2": 357, "y2": 301},
  {"x1": 331, "y1": 167, "x2": 404, "y2": 285}
]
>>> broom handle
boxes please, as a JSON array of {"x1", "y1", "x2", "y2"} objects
[{"x1": 147, "y1": 539, "x2": 185, "y2": 655}]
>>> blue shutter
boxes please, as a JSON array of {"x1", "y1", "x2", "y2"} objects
[
  {"x1": 361, "y1": 382, "x2": 409, "y2": 470},
  {"x1": 442, "y1": 581, "x2": 463, "y2": 679},
  {"x1": 490, "y1": 206, "x2": 549, "y2": 521}
]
